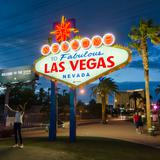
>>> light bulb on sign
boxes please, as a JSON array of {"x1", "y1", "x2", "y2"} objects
[
  {"x1": 41, "y1": 44, "x2": 51, "y2": 56},
  {"x1": 103, "y1": 33, "x2": 115, "y2": 46},
  {"x1": 81, "y1": 37, "x2": 91, "y2": 50},
  {"x1": 51, "y1": 43, "x2": 60, "y2": 54},
  {"x1": 70, "y1": 39, "x2": 80, "y2": 51},
  {"x1": 91, "y1": 35, "x2": 103, "y2": 48},
  {"x1": 60, "y1": 41, "x2": 70, "y2": 52}
]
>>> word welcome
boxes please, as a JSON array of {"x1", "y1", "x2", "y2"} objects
[{"x1": 41, "y1": 33, "x2": 115, "y2": 56}]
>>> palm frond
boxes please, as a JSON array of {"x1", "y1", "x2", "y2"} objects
[
  {"x1": 147, "y1": 25, "x2": 160, "y2": 44},
  {"x1": 128, "y1": 27, "x2": 141, "y2": 41},
  {"x1": 151, "y1": 37, "x2": 160, "y2": 45},
  {"x1": 129, "y1": 42, "x2": 141, "y2": 54},
  {"x1": 129, "y1": 92, "x2": 143, "y2": 100},
  {"x1": 90, "y1": 78, "x2": 119, "y2": 98}
]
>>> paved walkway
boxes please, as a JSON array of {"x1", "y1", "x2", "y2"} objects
[{"x1": 22, "y1": 119, "x2": 160, "y2": 149}]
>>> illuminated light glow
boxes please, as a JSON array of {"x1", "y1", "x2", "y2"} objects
[
  {"x1": 35, "y1": 44, "x2": 131, "y2": 88},
  {"x1": 61, "y1": 41, "x2": 70, "y2": 52},
  {"x1": 40, "y1": 34, "x2": 116, "y2": 55},
  {"x1": 81, "y1": 37, "x2": 91, "y2": 50},
  {"x1": 51, "y1": 43, "x2": 60, "y2": 54},
  {"x1": 92, "y1": 35, "x2": 103, "y2": 48},
  {"x1": 103, "y1": 33, "x2": 115, "y2": 46},
  {"x1": 153, "y1": 105, "x2": 158, "y2": 110},
  {"x1": 41, "y1": 44, "x2": 51, "y2": 56},
  {"x1": 50, "y1": 16, "x2": 79, "y2": 43},
  {"x1": 70, "y1": 39, "x2": 80, "y2": 51},
  {"x1": 79, "y1": 88, "x2": 85, "y2": 94},
  {"x1": 35, "y1": 22, "x2": 131, "y2": 88}
]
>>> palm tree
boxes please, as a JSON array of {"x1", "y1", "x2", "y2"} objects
[
  {"x1": 155, "y1": 85, "x2": 160, "y2": 96},
  {"x1": 91, "y1": 78, "x2": 118, "y2": 123},
  {"x1": 128, "y1": 19, "x2": 160, "y2": 129},
  {"x1": 63, "y1": 89, "x2": 67, "y2": 96},
  {"x1": 129, "y1": 92, "x2": 143, "y2": 110},
  {"x1": 38, "y1": 88, "x2": 46, "y2": 105}
]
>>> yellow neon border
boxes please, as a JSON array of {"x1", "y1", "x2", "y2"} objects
[{"x1": 33, "y1": 44, "x2": 132, "y2": 89}]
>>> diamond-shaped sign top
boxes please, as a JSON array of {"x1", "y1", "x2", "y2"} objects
[{"x1": 34, "y1": 44, "x2": 131, "y2": 88}]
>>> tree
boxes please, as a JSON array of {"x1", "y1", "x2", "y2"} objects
[
  {"x1": 88, "y1": 99, "x2": 101, "y2": 118},
  {"x1": 89, "y1": 99, "x2": 96, "y2": 106},
  {"x1": 38, "y1": 88, "x2": 47, "y2": 105},
  {"x1": 91, "y1": 78, "x2": 118, "y2": 123},
  {"x1": 76, "y1": 100, "x2": 86, "y2": 117},
  {"x1": 62, "y1": 89, "x2": 67, "y2": 96},
  {"x1": 9, "y1": 86, "x2": 35, "y2": 111},
  {"x1": 129, "y1": 92, "x2": 143, "y2": 110},
  {"x1": 155, "y1": 85, "x2": 160, "y2": 96},
  {"x1": 128, "y1": 19, "x2": 160, "y2": 129}
]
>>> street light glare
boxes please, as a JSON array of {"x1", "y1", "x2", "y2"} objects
[{"x1": 79, "y1": 89, "x2": 85, "y2": 94}]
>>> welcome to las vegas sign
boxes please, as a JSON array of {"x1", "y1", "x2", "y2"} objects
[{"x1": 34, "y1": 33, "x2": 131, "y2": 88}]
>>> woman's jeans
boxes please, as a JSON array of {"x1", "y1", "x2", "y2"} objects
[{"x1": 14, "y1": 123, "x2": 23, "y2": 144}]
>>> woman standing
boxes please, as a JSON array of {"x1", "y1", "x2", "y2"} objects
[
  {"x1": 133, "y1": 112, "x2": 139, "y2": 133},
  {"x1": 137, "y1": 112, "x2": 143, "y2": 134},
  {"x1": 5, "y1": 104, "x2": 24, "y2": 148}
]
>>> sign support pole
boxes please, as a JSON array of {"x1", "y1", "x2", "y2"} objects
[
  {"x1": 49, "y1": 81, "x2": 57, "y2": 141},
  {"x1": 69, "y1": 87, "x2": 76, "y2": 142}
]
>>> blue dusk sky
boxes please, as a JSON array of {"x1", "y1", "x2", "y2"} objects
[{"x1": 0, "y1": 0, "x2": 160, "y2": 84}]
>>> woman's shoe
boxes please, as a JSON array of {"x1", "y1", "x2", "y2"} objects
[
  {"x1": 19, "y1": 144, "x2": 24, "y2": 149},
  {"x1": 12, "y1": 144, "x2": 18, "y2": 148}
]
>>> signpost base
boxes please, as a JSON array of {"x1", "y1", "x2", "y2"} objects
[
  {"x1": 69, "y1": 88, "x2": 76, "y2": 142},
  {"x1": 49, "y1": 81, "x2": 57, "y2": 141}
]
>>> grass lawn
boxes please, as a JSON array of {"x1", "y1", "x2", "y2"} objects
[{"x1": 0, "y1": 137, "x2": 159, "y2": 160}]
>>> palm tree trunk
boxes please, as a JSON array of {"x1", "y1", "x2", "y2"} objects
[
  {"x1": 134, "y1": 99, "x2": 137, "y2": 110},
  {"x1": 144, "y1": 69, "x2": 151, "y2": 129},
  {"x1": 106, "y1": 96, "x2": 109, "y2": 120},
  {"x1": 101, "y1": 96, "x2": 106, "y2": 123},
  {"x1": 141, "y1": 42, "x2": 151, "y2": 129}
]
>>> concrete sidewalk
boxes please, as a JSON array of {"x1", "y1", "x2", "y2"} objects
[
  {"x1": 22, "y1": 119, "x2": 160, "y2": 149},
  {"x1": 76, "y1": 120, "x2": 160, "y2": 149}
]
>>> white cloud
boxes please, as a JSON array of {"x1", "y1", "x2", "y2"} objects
[{"x1": 0, "y1": 38, "x2": 26, "y2": 48}]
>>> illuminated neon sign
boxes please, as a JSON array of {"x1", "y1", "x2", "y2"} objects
[
  {"x1": 50, "y1": 16, "x2": 79, "y2": 43},
  {"x1": 34, "y1": 32, "x2": 131, "y2": 88}
]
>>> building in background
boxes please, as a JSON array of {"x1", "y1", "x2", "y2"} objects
[{"x1": 114, "y1": 89, "x2": 145, "y2": 110}]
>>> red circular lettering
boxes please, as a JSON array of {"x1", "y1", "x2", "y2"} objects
[
  {"x1": 103, "y1": 33, "x2": 115, "y2": 46},
  {"x1": 51, "y1": 43, "x2": 60, "y2": 54},
  {"x1": 81, "y1": 38, "x2": 91, "y2": 49},
  {"x1": 61, "y1": 41, "x2": 70, "y2": 52},
  {"x1": 41, "y1": 44, "x2": 50, "y2": 56},
  {"x1": 92, "y1": 36, "x2": 102, "y2": 47},
  {"x1": 70, "y1": 39, "x2": 80, "y2": 51}
]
